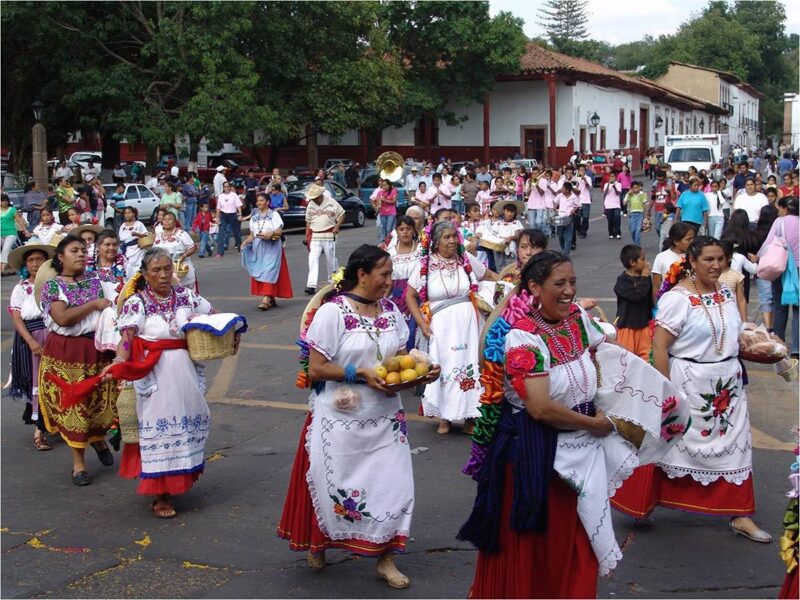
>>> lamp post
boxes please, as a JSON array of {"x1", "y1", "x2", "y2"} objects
[
  {"x1": 31, "y1": 100, "x2": 48, "y2": 192},
  {"x1": 589, "y1": 112, "x2": 600, "y2": 128},
  {"x1": 699, "y1": 119, "x2": 705, "y2": 134}
]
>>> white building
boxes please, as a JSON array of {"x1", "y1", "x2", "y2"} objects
[{"x1": 784, "y1": 93, "x2": 799, "y2": 149}]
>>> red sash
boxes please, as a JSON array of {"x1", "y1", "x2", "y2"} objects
[{"x1": 46, "y1": 337, "x2": 188, "y2": 409}]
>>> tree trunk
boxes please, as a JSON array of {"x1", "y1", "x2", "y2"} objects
[
  {"x1": 145, "y1": 145, "x2": 159, "y2": 176},
  {"x1": 365, "y1": 128, "x2": 382, "y2": 163},
  {"x1": 188, "y1": 134, "x2": 200, "y2": 173},
  {"x1": 306, "y1": 124, "x2": 318, "y2": 171},
  {"x1": 267, "y1": 143, "x2": 282, "y2": 171},
  {"x1": 101, "y1": 131, "x2": 120, "y2": 171}
]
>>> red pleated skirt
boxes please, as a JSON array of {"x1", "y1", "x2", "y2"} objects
[
  {"x1": 118, "y1": 442, "x2": 201, "y2": 496},
  {"x1": 276, "y1": 412, "x2": 408, "y2": 556},
  {"x1": 250, "y1": 252, "x2": 293, "y2": 298},
  {"x1": 468, "y1": 463, "x2": 598, "y2": 599},
  {"x1": 611, "y1": 465, "x2": 755, "y2": 518},
  {"x1": 779, "y1": 567, "x2": 798, "y2": 599}
]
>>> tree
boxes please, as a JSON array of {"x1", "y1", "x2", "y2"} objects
[{"x1": 537, "y1": 0, "x2": 590, "y2": 52}]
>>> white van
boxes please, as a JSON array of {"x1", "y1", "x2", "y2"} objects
[{"x1": 665, "y1": 134, "x2": 729, "y2": 180}]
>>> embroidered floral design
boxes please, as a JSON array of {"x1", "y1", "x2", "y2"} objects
[
  {"x1": 374, "y1": 316, "x2": 389, "y2": 330},
  {"x1": 390, "y1": 410, "x2": 408, "y2": 444},
  {"x1": 505, "y1": 345, "x2": 546, "y2": 399},
  {"x1": 688, "y1": 288, "x2": 733, "y2": 308},
  {"x1": 699, "y1": 377, "x2": 737, "y2": 437},
  {"x1": 441, "y1": 363, "x2": 477, "y2": 391},
  {"x1": 330, "y1": 487, "x2": 371, "y2": 522},
  {"x1": 343, "y1": 314, "x2": 359, "y2": 330}
]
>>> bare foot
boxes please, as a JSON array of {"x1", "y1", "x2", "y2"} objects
[{"x1": 436, "y1": 420, "x2": 450, "y2": 435}]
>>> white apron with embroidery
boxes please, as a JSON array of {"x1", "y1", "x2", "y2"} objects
[
  {"x1": 655, "y1": 285, "x2": 751, "y2": 484},
  {"x1": 305, "y1": 297, "x2": 414, "y2": 544},
  {"x1": 116, "y1": 287, "x2": 212, "y2": 477},
  {"x1": 408, "y1": 253, "x2": 485, "y2": 422},
  {"x1": 504, "y1": 306, "x2": 689, "y2": 575},
  {"x1": 154, "y1": 229, "x2": 197, "y2": 291}
]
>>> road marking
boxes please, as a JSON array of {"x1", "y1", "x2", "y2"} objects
[
  {"x1": 206, "y1": 354, "x2": 239, "y2": 401},
  {"x1": 208, "y1": 396, "x2": 796, "y2": 448}
]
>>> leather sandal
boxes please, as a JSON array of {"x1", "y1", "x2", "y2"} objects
[
  {"x1": 377, "y1": 556, "x2": 410, "y2": 589},
  {"x1": 33, "y1": 433, "x2": 52, "y2": 451},
  {"x1": 151, "y1": 500, "x2": 177, "y2": 519},
  {"x1": 437, "y1": 420, "x2": 450, "y2": 435},
  {"x1": 306, "y1": 551, "x2": 326, "y2": 571},
  {"x1": 92, "y1": 441, "x2": 114, "y2": 467},
  {"x1": 729, "y1": 518, "x2": 771, "y2": 543}
]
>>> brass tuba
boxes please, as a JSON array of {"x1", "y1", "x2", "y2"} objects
[{"x1": 376, "y1": 151, "x2": 405, "y2": 183}]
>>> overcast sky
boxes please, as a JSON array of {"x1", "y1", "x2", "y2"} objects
[{"x1": 489, "y1": 0, "x2": 800, "y2": 45}]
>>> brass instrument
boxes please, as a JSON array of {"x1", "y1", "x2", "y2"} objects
[{"x1": 376, "y1": 151, "x2": 404, "y2": 183}]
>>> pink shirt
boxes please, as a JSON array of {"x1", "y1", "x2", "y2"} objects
[
  {"x1": 603, "y1": 182, "x2": 622, "y2": 210},
  {"x1": 762, "y1": 215, "x2": 799, "y2": 267},
  {"x1": 577, "y1": 175, "x2": 592, "y2": 205},
  {"x1": 377, "y1": 188, "x2": 397, "y2": 216},
  {"x1": 429, "y1": 184, "x2": 452, "y2": 212},
  {"x1": 217, "y1": 191, "x2": 242, "y2": 214},
  {"x1": 527, "y1": 178, "x2": 553, "y2": 210},
  {"x1": 476, "y1": 190, "x2": 493, "y2": 214},
  {"x1": 553, "y1": 192, "x2": 580, "y2": 218},
  {"x1": 617, "y1": 172, "x2": 632, "y2": 190}
]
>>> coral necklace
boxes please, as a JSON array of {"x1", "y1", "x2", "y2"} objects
[{"x1": 689, "y1": 277, "x2": 726, "y2": 354}]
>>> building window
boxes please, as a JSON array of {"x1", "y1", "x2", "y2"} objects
[
  {"x1": 413, "y1": 116, "x2": 439, "y2": 147},
  {"x1": 629, "y1": 111, "x2": 636, "y2": 146},
  {"x1": 600, "y1": 127, "x2": 606, "y2": 150},
  {"x1": 619, "y1": 108, "x2": 625, "y2": 146}
]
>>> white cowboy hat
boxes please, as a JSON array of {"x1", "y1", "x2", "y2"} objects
[
  {"x1": 305, "y1": 184, "x2": 325, "y2": 200},
  {"x1": 492, "y1": 199, "x2": 526, "y2": 217},
  {"x1": 216, "y1": 165, "x2": 226, "y2": 172}
]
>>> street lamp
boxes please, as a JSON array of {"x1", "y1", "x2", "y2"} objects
[
  {"x1": 31, "y1": 100, "x2": 48, "y2": 192},
  {"x1": 31, "y1": 100, "x2": 45, "y2": 122},
  {"x1": 655, "y1": 115, "x2": 664, "y2": 129},
  {"x1": 699, "y1": 120, "x2": 705, "y2": 133},
  {"x1": 589, "y1": 112, "x2": 600, "y2": 128}
]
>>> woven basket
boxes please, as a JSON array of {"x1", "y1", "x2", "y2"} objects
[
  {"x1": 186, "y1": 328, "x2": 235, "y2": 361},
  {"x1": 116, "y1": 386, "x2": 139, "y2": 444},
  {"x1": 137, "y1": 233, "x2": 154, "y2": 248},
  {"x1": 775, "y1": 358, "x2": 799, "y2": 382},
  {"x1": 609, "y1": 416, "x2": 645, "y2": 449}
]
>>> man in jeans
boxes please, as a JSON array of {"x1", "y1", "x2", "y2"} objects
[
  {"x1": 304, "y1": 184, "x2": 345, "y2": 294},
  {"x1": 215, "y1": 181, "x2": 243, "y2": 257}
]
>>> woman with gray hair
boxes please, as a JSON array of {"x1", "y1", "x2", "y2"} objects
[
  {"x1": 406, "y1": 220, "x2": 496, "y2": 434},
  {"x1": 104, "y1": 246, "x2": 222, "y2": 518}
]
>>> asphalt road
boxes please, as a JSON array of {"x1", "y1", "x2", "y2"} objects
[{"x1": 1, "y1": 197, "x2": 797, "y2": 599}]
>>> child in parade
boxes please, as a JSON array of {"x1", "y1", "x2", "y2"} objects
[{"x1": 614, "y1": 244, "x2": 654, "y2": 361}]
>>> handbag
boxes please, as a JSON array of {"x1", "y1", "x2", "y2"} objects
[
  {"x1": 756, "y1": 218, "x2": 789, "y2": 282},
  {"x1": 781, "y1": 246, "x2": 798, "y2": 306}
]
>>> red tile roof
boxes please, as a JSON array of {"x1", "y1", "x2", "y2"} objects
[{"x1": 510, "y1": 43, "x2": 726, "y2": 114}]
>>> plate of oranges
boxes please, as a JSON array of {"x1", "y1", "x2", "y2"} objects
[{"x1": 374, "y1": 350, "x2": 435, "y2": 392}]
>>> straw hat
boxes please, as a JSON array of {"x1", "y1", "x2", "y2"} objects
[
  {"x1": 492, "y1": 199, "x2": 526, "y2": 217},
  {"x1": 299, "y1": 284, "x2": 335, "y2": 335},
  {"x1": 70, "y1": 224, "x2": 105, "y2": 239},
  {"x1": 305, "y1": 184, "x2": 325, "y2": 201},
  {"x1": 33, "y1": 258, "x2": 58, "y2": 311},
  {"x1": 7, "y1": 243, "x2": 55, "y2": 273}
]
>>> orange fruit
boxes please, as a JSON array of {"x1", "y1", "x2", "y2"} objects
[
  {"x1": 385, "y1": 372, "x2": 401, "y2": 385},
  {"x1": 384, "y1": 357, "x2": 401, "y2": 373},
  {"x1": 399, "y1": 355, "x2": 416, "y2": 370},
  {"x1": 414, "y1": 362, "x2": 430, "y2": 377},
  {"x1": 374, "y1": 365, "x2": 388, "y2": 380},
  {"x1": 400, "y1": 368, "x2": 418, "y2": 383}
]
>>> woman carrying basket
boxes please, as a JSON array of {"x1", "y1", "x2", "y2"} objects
[{"x1": 104, "y1": 247, "x2": 221, "y2": 518}]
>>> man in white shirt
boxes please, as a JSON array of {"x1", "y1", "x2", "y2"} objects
[
  {"x1": 83, "y1": 160, "x2": 98, "y2": 182},
  {"x1": 405, "y1": 167, "x2": 420, "y2": 196},
  {"x1": 213, "y1": 165, "x2": 227, "y2": 198},
  {"x1": 54, "y1": 160, "x2": 74, "y2": 182},
  {"x1": 419, "y1": 166, "x2": 433, "y2": 190},
  {"x1": 304, "y1": 183, "x2": 345, "y2": 294},
  {"x1": 733, "y1": 178, "x2": 768, "y2": 223},
  {"x1": 215, "y1": 180, "x2": 243, "y2": 256},
  {"x1": 145, "y1": 172, "x2": 159, "y2": 195}
]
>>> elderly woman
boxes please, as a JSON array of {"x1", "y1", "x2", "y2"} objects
[
  {"x1": 92, "y1": 247, "x2": 217, "y2": 518},
  {"x1": 89, "y1": 229, "x2": 128, "y2": 352},
  {"x1": 278, "y1": 245, "x2": 440, "y2": 588},
  {"x1": 612, "y1": 237, "x2": 771, "y2": 542},
  {"x1": 38, "y1": 236, "x2": 116, "y2": 486},
  {"x1": 8, "y1": 243, "x2": 55, "y2": 450},
  {"x1": 406, "y1": 220, "x2": 496, "y2": 434},
  {"x1": 154, "y1": 211, "x2": 198, "y2": 292},
  {"x1": 241, "y1": 192, "x2": 293, "y2": 311}
]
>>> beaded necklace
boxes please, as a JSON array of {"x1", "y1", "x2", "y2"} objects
[
  {"x1": 688, "y1": 277, "x2": 726, "y2": 354},
  {"x1": 143, "y1": 286, "x2": 180, "y2": 336},
  {"x1": 432, "y1": 254, "x2": 461, "y2": 299},
  {"x1": 530, "y1": 307, "x2": 592, "y2": 410}
]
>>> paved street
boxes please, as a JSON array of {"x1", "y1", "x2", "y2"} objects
[{"x1": 1, "y1": 201, "x2": 797, "y2": 599}]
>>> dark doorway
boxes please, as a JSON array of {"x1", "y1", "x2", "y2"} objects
[
  {"x1": 639, "y1": 107, "x2": 649, "y2": 157},
  {"x1": 523, "y1": 127, "x2": 546, "y2": 163}
]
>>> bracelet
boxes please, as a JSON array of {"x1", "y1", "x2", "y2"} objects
[
  {"x1": 112, "y1": 357, "x2": 126, "y2": 364},
  {"x1": 343, "y1": 364, "x2": 358, "y2": 384}
]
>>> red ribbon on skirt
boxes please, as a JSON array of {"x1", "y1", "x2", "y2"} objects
[{"x1": 46, "y1": 337, "x2": 188, "y2": 409}]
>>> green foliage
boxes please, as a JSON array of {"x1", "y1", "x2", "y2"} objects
[{"x1": 537, "y1": 0, "x2": 590, "y2": 44}]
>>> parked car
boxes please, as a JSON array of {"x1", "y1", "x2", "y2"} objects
[
  {"x1": 68, "y1": 151, "x2": 103, "y2": 172},
  {"x1": 102, "y1": 183, "x2": 160, "y2": 226},
  {"x1": 358, "y1": 166, "x2": 412, "y2": 217},
  {"x1": 583, "y1": 152, "x2": 614, "y2": 186},
  {"x1": 323, "y1": 158, "x2": 352, "y2": 173},
  {"x1": 280, "y1": 180, "x2": 365, "y2": 229},
  {"x1": 509, "y1": 158, "x2": 539, "y2": 172}
]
